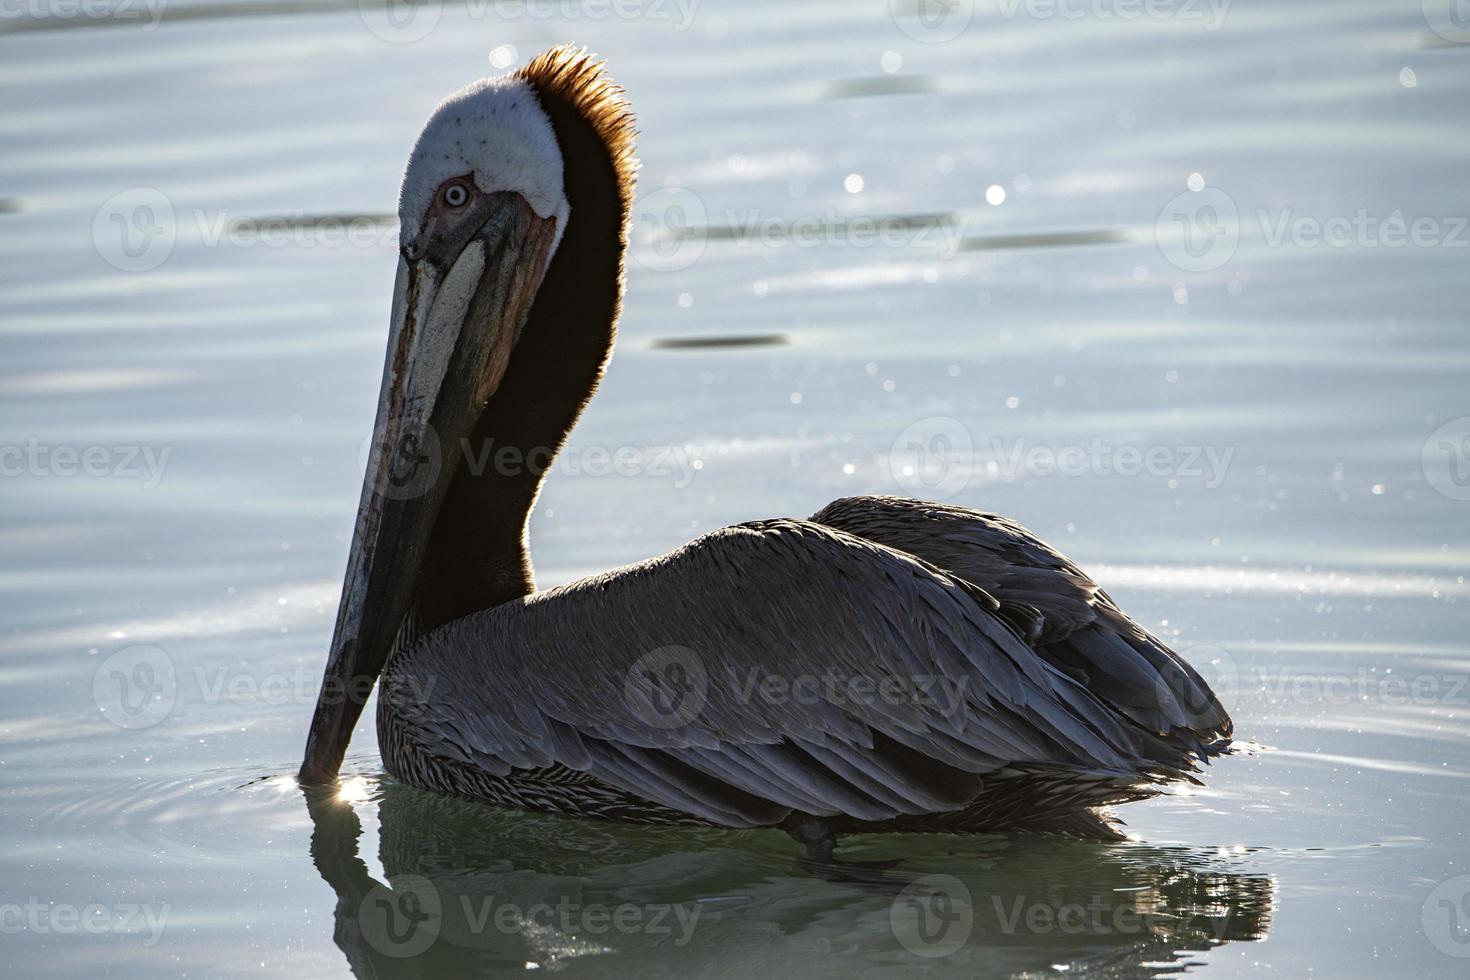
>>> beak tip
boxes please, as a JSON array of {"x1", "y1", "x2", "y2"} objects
[
  {"x1": 298, "y1": 749, "x2": 341, "y2": 786},
  {"x1": 299, "y1": 696, "x2": 353, "y2": 786}
]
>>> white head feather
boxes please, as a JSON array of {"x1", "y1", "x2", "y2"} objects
[{"x1": 398, "y1": 74, "x2": 571, "y2": 260}]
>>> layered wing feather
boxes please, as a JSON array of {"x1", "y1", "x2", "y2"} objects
[
  {"x1": 381, "y1": 519, "x2": 1196, "y2": 829},
  {"x1": 810, "y1": 496, "x2": 1232, "y2": 750}
]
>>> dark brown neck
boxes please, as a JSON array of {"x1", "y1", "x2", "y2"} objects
[{"x1": 413, "y1": 91, "x2": 627, "y2": 631}]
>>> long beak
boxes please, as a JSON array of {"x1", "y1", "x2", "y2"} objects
[{"x1": 299, "y1": 192, "x2": 557, "y2": 784}]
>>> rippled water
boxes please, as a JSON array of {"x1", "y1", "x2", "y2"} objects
[{"x1": 2, "y1": 0, "x2": 1468, "y2": 975}]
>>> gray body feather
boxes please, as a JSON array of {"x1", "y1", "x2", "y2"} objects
[
  {"x1": 378, "y1": 498, "x2": 1231, "y2": 839},
  {"x1": 811, "y1": 496, "x2": 1233, "y2": 750}
]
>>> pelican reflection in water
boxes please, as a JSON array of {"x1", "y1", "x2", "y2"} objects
[
  {"x1": 303, "y1": 782, "x2": 1273, "y2": 975},
  {"x1": 298, "y1": 46, "x2": 1234, "y2": 859}
]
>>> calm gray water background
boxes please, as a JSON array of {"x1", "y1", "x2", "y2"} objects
[{"x1": 2, "y1": 0, "x2": 1469, "y2": 975}]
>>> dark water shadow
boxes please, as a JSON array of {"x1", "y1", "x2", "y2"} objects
[
  {"x1": 304, "y1": 779, "x2": 1274, "y2": 977},
  {"x1": 227, "y1": 212, "x2": 395, "y2": 232},
  {"x1": 686, "y1": 212, "x2": 957, "y2": 244},
  {"x1": 0, "y1": 199, "x2": 20, "y2": 215},
  {"x1": 660, "y1": 216, "x2": 1127, "y2": 257},
  {"x1": 651, "y1": 335, "x2": 788, "y2": 351},
  {"x1": 960, "y1": 229, "x2": 1130, "y2": 252},
  {"x1": 824, "y1": 76, "x2": 940, "y2": 99}
]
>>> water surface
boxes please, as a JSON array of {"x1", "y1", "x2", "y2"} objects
[{"x1": 2, "y1": 0, "x2": 1468, "y2": 975}]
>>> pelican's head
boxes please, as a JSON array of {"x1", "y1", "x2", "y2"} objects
[
  {"x1": 397, "y1": 71, "x2": 572, "y2": 276},
  {"x1": 300, "y1": 46, "x2": 635, "y2": 784}
]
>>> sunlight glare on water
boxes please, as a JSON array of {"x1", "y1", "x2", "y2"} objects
[{"x1": 0, "y1": 0, "x2": 1467, "y2": 976}]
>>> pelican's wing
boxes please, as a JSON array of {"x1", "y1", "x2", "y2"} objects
[
  {"x1": 381, "y1": 519, "x2": 1194, "y2": 829},
  {"x1": 811, "y1": 496, "x2": 1232, "y2": 748}
]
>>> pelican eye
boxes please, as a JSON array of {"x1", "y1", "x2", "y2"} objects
[{"x1": 439, "y1": 179, "x2": 472, "y2": 210}]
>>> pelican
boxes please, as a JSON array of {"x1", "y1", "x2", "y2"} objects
[{"x1": 298, "y1": 46, "x2": 1232, "y2": 858}]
